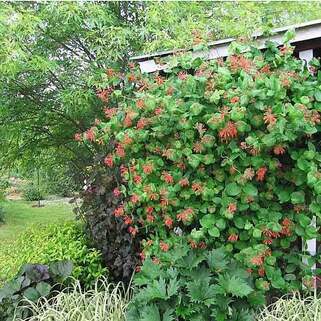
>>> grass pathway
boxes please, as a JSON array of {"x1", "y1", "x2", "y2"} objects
[{"x1": 0, "y1": 200, "x2": 74, "y2": 244}]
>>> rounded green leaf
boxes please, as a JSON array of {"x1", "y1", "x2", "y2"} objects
[
  {"x1": 291, "y1": 191, "x2": 305, "y2": 204},
  {"x1": 208, "y1": 226, "x2": 220, "y2": 237},
  {"x1": 225, "y1": 183, "x2": 241, "y2": 196},
  {"x1": 23, "y1": 288, "x2": 40, "y2": 302},
  {"x1": 200, "y1": 214, "x2": 215, "y2": 229}
]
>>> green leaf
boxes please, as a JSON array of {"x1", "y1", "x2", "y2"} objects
[
  {"x1": 208, "y1": 226, "x2": 220, "y2": 237},
  {"x1": 225, "y1": 183, "x2": 241, "y2": 196},
  {"x1": 167, "y1": 278, "x2": 179, "y2": 298},
  {"x1": 315, "y1": 90, "x2": 321, "y2": 102},
  {"x1": 200, "y1": 214, "x2": 215, "y2": 228},
  {"x1": 23, "y1": 287, "x2": 40, "y2": 302},
  {"x1": 297, "y1": 214, "x2": 310, "y2": 228},
  {"x1": 265, "y1": 256, "x2": 276, "y2": 265},
  {"x1": 187, "y1": 279, "x2": 210, "y2": 303},
  {"x1": 284, "y1": 274, "x2": 296, "y2": 281},
  {"x1": 35, "y1": 282, "x2": 51, "y2": 297},
  {"x1": 135, "y1": 259, "x2": 162, "y2": 286},
  {"x1": 234, "y1": 217, "x2": 245, "y2": 229},
  {"x1": 141, "y1": 304, "x2": 161, "y2": 321},
  {"x1": 291, "y1": 191, "x2": 305, "y2": 204},
  {"x1": 278, "y1": 189, "x2": 291, "y2": 203},
  {"x1": 49, "y1": 260, "x2": 73, "y2": 279},
  {"x1": 190, "y1": 102, "x2": 204, "y2": 115},
  {"x1": 313, "y1": 181, "x2": 321, "y2": 194},
  {"x1": 151, "y1": 278, "x2": 168, "y2": 300},
  {"x1": 188, "y1": 155, "x2": 201, "y2": 168},
  {"x1": 207, "y1": 248, "x2": 228, "y2": 271},
  {"x1": 163, "y1": 309, "x2": 175, "y2": 321},
  {"x1": 282, "y1": 29, "x2": 295, "y2": 43},
  {"x1": 300, "y1": 96, "x2": 310, "y2": 105},
  {"x1": 297, "y1": 157, "x2": 310, "y2": 172},
  {"x1": 218, "y1": 274, "x2": 253, "y2": 297},
  {"x1": 253, "y1": 228, "x2": 262, "y2": 238},
  {"x1": 216, "y1": 218, "x2": 226, "y2": 230},
  {"x1": 247, "y1": 291, "x2": 266, "y2": 306},
  {"x1": 242, "y1": 183, "x2": 258, "y2": 197}
]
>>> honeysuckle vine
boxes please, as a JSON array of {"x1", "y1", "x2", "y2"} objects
[{"x1": 78, "y1": 34, "x2": 321, "y2": 318}]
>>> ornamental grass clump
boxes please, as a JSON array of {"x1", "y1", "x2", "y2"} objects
[
  {"x1": 256, "y1": 293, "x2": 321, "y2": 321},
  {"x1": 16, "y1": 278, "x2": 130, "y2": 321},
  {"x1": 78, "y1": 31, "x2": 321, "y2": 320}
]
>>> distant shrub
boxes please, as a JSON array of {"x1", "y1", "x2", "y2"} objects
[
  {"x1": 0, "y1": 222, "x2": 106, "y2": 288},
  {"x1": 44, "y1": 169, "x2": 77, "y2": 197},
  {"x1": 22, "y1": 183, "x2": 44, "y2": 202},
  {"x1": 0, "y1": 178, "x2": 10, "y2": 192},
  {"x1": 0, "y1": 206, "x2": 5, "y2": 225}
]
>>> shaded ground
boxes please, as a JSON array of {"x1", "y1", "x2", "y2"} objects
[{"x1": 0, "y1": 200, "x2": 75, "y2": 244}]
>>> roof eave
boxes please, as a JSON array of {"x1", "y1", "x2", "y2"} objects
[{"x1": 130, "y1": 19, "x2": 321, "y2": 73}]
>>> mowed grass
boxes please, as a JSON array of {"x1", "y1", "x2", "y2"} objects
[{"x1": 0, "y1": 200, "x2": 74, "y2": 244}]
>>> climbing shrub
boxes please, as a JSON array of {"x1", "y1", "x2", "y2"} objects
[{"x1": 79, "y1": 33, "x2": 321, "y2": 319}]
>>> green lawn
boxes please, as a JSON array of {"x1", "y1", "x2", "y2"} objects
[{"x1": 0, "y1": 200, "x2": 74, "y2": 244}]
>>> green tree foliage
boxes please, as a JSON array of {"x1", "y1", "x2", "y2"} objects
[
  {"x1": 142, "y1": 1, "x2": 321, "y2": 52},
  {"x1": 0, "y1": 2, "x2": 144, "y2": 177}
]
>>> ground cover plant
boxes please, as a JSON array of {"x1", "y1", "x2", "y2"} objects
[
  {"x1": 0, "y1": 260, "x2": 73, "y2": 321},
  {"x1": 0, "y1": 222, "x2": 106, "y2": 288},
  {"x1": 22, "y1": 183, "x2": 44, "y2": 202},
  {"x1": 78, "y1": 32, "x2": 321, "y2": 320}
]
